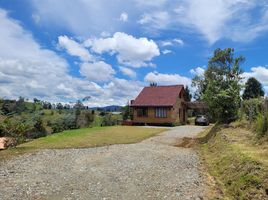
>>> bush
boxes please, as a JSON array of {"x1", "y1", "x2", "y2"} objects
[
  {"x1": 243, "y1": 98, "x2": 263, "y2": 123},
  {"x1": 47, "y1": 117, "x2": 66, "y2": 133},
  {"x1": 63, "y1": 113, "x2": 77, "y2": 129},
  {"x1": 101, "y1": 113, "x2": 119, "y2": 126},
  {"x1": 255, "y1": 112, "x2": 268, "y2": 138},
  {"x1": 76, "y1": 110, "x2": 94, "y2": 128}
]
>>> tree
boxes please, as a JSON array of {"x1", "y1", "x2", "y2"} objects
[
  {"x1": 74, "y1": 100, "x2": 84, "y2": 117},
  {"x1": 56, "y1": 103, "x2": 64, "y2": 110},
  {"x1": 122, "y1": 105, "x2": 133, "y2": 120},
  {"x1": 33, "y1": 98, "x2": 40, "y2": 103},
  {"x1": 242, "y1": 77, "x2": 264, "y2": 100},
  {"x1": 15, "y1": 96, "x2": 26, "y2": 113},
  {"x1": 193, "y1": 48, "x2": 244, "y2": 123},
  {"x1": 150, "y1": 82, "x2": 157, "y2": 86},
  {"x1": 42, "y1": 101, "x2": 52, "y2": 109},
  {"x1": 184, "y1": 86, "x2": 192, "y2": 102}
]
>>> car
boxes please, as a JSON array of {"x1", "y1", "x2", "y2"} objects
[{"x1": 195, "y1": 115, "x2": 209, "y2": 126}]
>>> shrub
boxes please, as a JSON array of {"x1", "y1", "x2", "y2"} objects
[
  {"x1": 47, "y1": 118, "x2": 65, "y2": 133},
  {"x1": 255, "y1": 112, "x2": 268, "y2": 138},
  {"x1": 63, "y1": 113, "x2": 76, "y2": 129},
  {"x1": 76, "y1": 110, "x2": 94, "y2": 128},
  {"x1": 101, "y1": 113, "x2": 119, "y2": 126},
  {"x1": 243, "y1": 98, "x2": 263, "y2": 123}
]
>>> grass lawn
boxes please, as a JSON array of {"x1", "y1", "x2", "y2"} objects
[{"x1": 0, "y1": 126, "x2": 167, "y2": 161}]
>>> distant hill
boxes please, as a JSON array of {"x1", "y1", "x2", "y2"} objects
[{"x1": 91, "y1": 105, "x2": 122, "y2": 112}]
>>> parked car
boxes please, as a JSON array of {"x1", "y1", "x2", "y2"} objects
[{"x1": 195, "y1": 115, "x2": 209, "y2": 126}]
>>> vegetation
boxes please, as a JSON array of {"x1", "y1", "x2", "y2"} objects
[
  {"x1": 199, "y1": 123, "x2": 268, "y2": 200},
  {"x1": 0, "y1": 98, "x2": 123, "y2": 144},
  {"x1": 192, "y1": 48, "x2": 244, "y2": 123},
  {"x1": 122, "y1": 105, "x2": 133, "y2": 120},
  {"x1": 243, "y1": 77, "x2": 264, "y2": 100},
  {"x1": 184, "y1": 85, "x2": 192, "y2": 102},
  {"x1": 0, "y1": 126, "x2": 167, "y2": 160}
]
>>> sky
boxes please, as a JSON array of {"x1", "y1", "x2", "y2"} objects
[{"x1": 0, "y1": 0, "x2": 268, "y2": 107}]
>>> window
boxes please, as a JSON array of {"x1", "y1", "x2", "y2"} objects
[
  {"x1": 155, "y1": 107, "x2": 167, "y2": 118},
  {"x1": 137, "y1": 107, "x2": 148, "y2": 117}
]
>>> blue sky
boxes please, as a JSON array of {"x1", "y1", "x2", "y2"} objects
[{"x1": 0, "y1": 0, "x2": 268, "y2": 106}]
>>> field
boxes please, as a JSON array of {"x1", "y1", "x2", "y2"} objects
[{"x1": 0, "y1": 126, "x2": 167, "y2": 161}]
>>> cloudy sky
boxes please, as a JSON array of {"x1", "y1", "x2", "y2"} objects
[{"x1": 0, "y1": 0, "x2": 268, "y2": 106}]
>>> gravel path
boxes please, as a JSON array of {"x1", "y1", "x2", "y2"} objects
[{"x1": 0, "y1": 125, "x2": 206, "y2": 200}]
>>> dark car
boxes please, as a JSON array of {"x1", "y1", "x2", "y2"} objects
[{"x1": 195, "y1": 115, "x2": 209, "y2": 126}]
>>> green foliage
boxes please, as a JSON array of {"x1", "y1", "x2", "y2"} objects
[
  {"x1": 184, "y1": 86, "x2": 192, "y2": 102},
  {"x1": 0, "y1": 98, "x2": 97, "y2": 143},
  {"x1": 255, "y1": 112, "x2": 268, "y2": 138},
  {"x1": 122, "y1": 105, "x2": 133, "y2": 120},
  {"x1": 47, "y1": 118, "x2": 65, "y2": 133},
  {"x1": 194, "y1": 48, "x2": 244, "y2": 123},
  {"x1": 14, "y1": 97, "x2": 26, "y2": 113},
  {"x1": 0, "y1": 117, "x2": 30, "y2": 139},
  {"x1": 76, "y1": 110, "x2": 94, "y2": 128},
  {"x1": 242, "y1": 98, "x2": 263, "y2": 123},
  {"x1": 200, "y1": 125, "x2": 268, "y2": 199},
  {"x1": 42, "y1": 101, "x2": 52, "y2": 109},
  {"x1": 101, "y1": 113, "x2": 120, "y2": 126},
  {"x1": 56, "y1": 102, "x2": 64, "y2": 110},
  {"x1": 243, "y1": 77, "x2": 264, "y2": 100}
]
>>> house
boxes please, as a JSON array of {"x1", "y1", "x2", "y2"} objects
[{"x1": 130, "y1": 85, "x2": 187, "y2": 125}]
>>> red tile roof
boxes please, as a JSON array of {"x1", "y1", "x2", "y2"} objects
[{"x1": 131, "y1": 85, "x2": 184, "y2": 107}]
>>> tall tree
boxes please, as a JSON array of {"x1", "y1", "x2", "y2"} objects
[
  {"x1": 242, "y1": 77, "x2": 264, "y2": 100},
  {"x1": 184, "y1": 86, "x2": 192, "y2": 102},
  {"x1": 193, "y1": 48, "x2": 244, "y2": 123}
]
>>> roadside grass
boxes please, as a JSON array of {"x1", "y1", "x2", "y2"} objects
[
  {"x1": 0, "y1": 126, "x2": 167, "y2": 161},
  {"x1": 199, "y1": 123, "x2": 268, "y2": 200}
]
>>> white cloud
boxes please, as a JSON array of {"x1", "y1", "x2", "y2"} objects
[
  {"x1": 80, "y1": 61, "x2": 115, "y2": 82},
  {"x1": 58, "y1": 35, "x2": 94, "y2": 62},
  {"x1": 162, "y1": 49, "x2": 172, "y2": 55},
  {"x1": 177, "y1": 0, "x2": 268, "y2": 43},
  {"x1": 119, "y1": 12, "x2": 128, "y2": 22},
  {"x1": 144, "y1": 71, "x2": 192, "y2": 86},
  {"x1": 190, "y1": 66, "x2": 205, "y2": 76},
  {"x1": 30, "y1": 0, "x2": 268, "y2": 44},
  {"x1": 242, "y1": 66, "x2": 268, "y2": 95},
  {"x1": 138, "y1": 11, "x2": 170, "y2": 30},
  {"x1": 0, "y1": 9, "x2": 142, "y2": 106},
  {"x1": 31, "y1": 0, "x2": 132, "y2": 36},
  {"x1": 119, "y1": 66, "x2": 137, "y2": 79},
  {"x1": 173, "y1": 39, "x2": 184, "y2": 46},
  {"x1": 87, "y1": 32, "x2": 160, "y2": 67},
  {"x1": 161, "y1": 41, "x2": 173, "y2": 47},
  {"x1": 160, "y1": 38, "x2": 184, "y2": 47}
]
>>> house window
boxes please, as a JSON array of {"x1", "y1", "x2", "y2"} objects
[
  {"x1": 137, "y1": 107, "x2": 148, "y2": 117},
  {"x1": 155, "y1": 107, "x2": 167, "y2": 118}
]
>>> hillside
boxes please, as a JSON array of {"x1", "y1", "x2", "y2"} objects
[{"x1": 0, "y1": 98, "x2": 124, "y2": 146}]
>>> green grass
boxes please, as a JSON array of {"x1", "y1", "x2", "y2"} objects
[
  {"x1": 0, "y1": 126, "x2": 167, "y2": 161},
  {"x1": 199, "y1": 124, "x2": 268, "y2": 200}
]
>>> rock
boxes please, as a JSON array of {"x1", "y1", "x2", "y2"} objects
[{"x1": 0, "y1": 137, "x2": 17, "y2": 150}]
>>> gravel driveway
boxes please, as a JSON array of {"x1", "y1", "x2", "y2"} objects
[{"x1": 0, "y1": 125, "x2": 206, "y2": 200}]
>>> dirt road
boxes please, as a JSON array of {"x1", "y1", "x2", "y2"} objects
[{"x1": 0, "y1": 125, "x2": 206, "y2": 200}]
